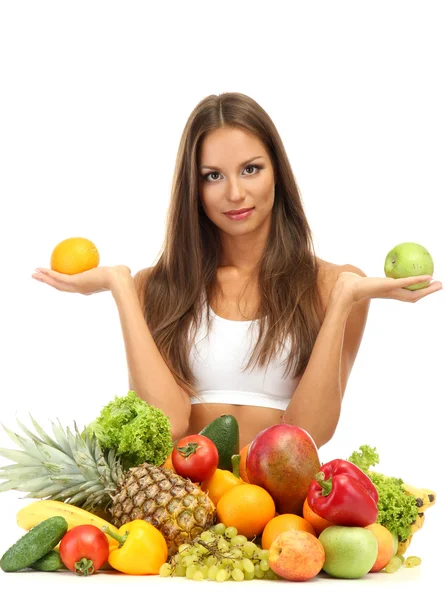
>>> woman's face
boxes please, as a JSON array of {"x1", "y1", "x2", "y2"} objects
[{"x1": 198, "y1": 127, "x2": 276, "y2": 236}]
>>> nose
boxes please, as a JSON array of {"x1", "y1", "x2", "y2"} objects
[{"x1": 226, "y1": 177, "x2": 246, "y2": 203}]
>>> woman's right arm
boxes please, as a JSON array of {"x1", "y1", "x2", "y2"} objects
[
  {"x1": 32, "y1": 265, "x2": 191, "y2": 440},
  {"x1": 110, "y1": 268, "x2": 191, "y2": 440}
]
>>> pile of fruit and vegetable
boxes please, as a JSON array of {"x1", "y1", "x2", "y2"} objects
[{"x1": 0, "y1": 391, "x2": 436, "y2": 581}]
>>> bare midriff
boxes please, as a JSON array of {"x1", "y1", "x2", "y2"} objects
[{"x1": 184, "y1": 402, "x2": 283, "y2": 449}]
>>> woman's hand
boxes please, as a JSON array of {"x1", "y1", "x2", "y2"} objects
[
  {"x1": 31, "y1": 265, "x2": 132, "y2": 295},
  {"x1": 331, "y1": 271, "x2": 443, "y2": 306}
]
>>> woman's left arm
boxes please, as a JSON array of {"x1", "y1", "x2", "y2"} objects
[{"x1": 284, "y1": 266, "x2": 442, "y2": 448}]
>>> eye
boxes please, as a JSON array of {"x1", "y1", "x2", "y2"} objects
[
  {"x1": 201, "y1": 164, "x2": 263, "y2": 182},
  {"x1": 204, "y1": 172, "x2": 221, "y2": 182},
  {"x1": 244, "y1": 164, "x2": 259, "y2": 175}
]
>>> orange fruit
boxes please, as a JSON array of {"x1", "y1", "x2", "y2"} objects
[
  {"x1": 302, "y1": 497, "x2": 335, "y2": 536},
  {"x1": 50, "y1": 237, "x2": 100, "y2": 275},
  {"x1": 201, "y1": 469, "x2": 243, "y2": 506},
  {"x1": 216, "y1": 484, "x2": 275, "y2": 538},
  {"x1": 161, "y1": 452, "x2": 175, "y2": 472},
  {"x1": 239, "y1": 443, "x2": 251, "y2": 483},
  {"x1": 365, "y1": 523, "x2": 395, "y2": 572},
  {"x1": 261, "y1": 513, "x2": 316, "y2": 550}
]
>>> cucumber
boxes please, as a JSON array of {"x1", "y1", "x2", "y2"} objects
[
  {"x1": 29, "y1": 549, "x2": 65, "y2": 572},
  {"x1": 200, "y1": 414, "x2": 240, "y2": 471},
  {"x1": 0, "y1": 516, "x2": 68, "y2": 572}
]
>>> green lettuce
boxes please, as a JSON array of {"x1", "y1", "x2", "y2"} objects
[
  {"x1": 348, "y1": 445, "x2": 418, "y2": 542},
  {"x1": 86, "y1": 390, "x2": 173, "y2": 470}
]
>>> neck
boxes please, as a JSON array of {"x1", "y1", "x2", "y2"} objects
[{"x1": 218, "y1": 218, "x2": 270, "y2": 275}]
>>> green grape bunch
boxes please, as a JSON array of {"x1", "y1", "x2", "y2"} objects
[{"x1": 159, "y1": 522, "x2": 278, "y2": 582}]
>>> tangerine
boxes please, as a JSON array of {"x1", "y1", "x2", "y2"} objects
[
  {"x1": 201, "y1": 468, "x2": 243, "y2": 506},
  {"x1": 216, "y1": 484, "x2": 275, "y2": 539},
  {"x1": 161, "y1": 452, "x2": 175, "y2": 472},
  {"x1": 302, "y1": 497, "x2": 335, "y2": 536},
  {"x1": 261, "y1": 513, "x2": 316, "y2": 550},
  {"x1": 50, "y1": 237, "x2": 100, "y2": 275}
]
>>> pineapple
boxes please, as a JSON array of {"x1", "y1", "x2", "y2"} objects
[{"x1": 0, "y1": 416, "x2": 216, "y2": 556}]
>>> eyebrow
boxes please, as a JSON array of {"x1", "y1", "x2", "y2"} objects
[{"x1": 200, "y1": 155, "x2": 265, "y2": 170}]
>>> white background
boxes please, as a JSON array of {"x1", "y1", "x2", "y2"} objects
[{"x1": 0, "y1": 1, "x2": 443, "y2": 596}]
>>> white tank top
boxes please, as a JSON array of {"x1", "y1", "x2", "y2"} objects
[{"x1": 189, "y1": 304, "x2": 301, "y2": 411}]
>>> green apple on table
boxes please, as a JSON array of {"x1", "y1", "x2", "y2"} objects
[
  {"x1": 384, "y1": 242, "x2": 434, "y2": 291},
  {"x1": 318, "y1": 526, "x2": 378, "y2": 579}
]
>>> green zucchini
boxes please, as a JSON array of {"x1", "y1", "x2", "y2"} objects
[
  {"x1": 0, "y1": 516, "x2": 68, "y2": 572},
  {"x1": 29, "y1": 549, "x2": 65, "y2": 572}
]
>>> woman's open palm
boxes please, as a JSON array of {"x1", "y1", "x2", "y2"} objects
[
  {"x1": 31, "y1": 265, "x2": 131, "y2": 295},
  {"x1": 334, "y1": 271, "x2": 443, "y2": 305}
]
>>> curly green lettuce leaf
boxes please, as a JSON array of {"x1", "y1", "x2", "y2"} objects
[
  {"x1": 348, "y1": 445, "x2": 418, "y2": 542},
  {"x1": 86, "y1": 390, "x2": 173, "y2": 469}
]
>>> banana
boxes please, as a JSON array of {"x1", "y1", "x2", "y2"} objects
[
  {"x1": 364, "y1": 467, "x2": 437, "y2": 556},
  {"x1": 16, "y1": 500, "x2": 119, "y2": 549},
  {"x1": 395, "y1": 483, "x2": 436, "y2": 555},
  {"x1": 410, "y1": 512, "x2": 425, "y2": 535},
  {"x1": 397, "y1": 535, "x2": 413, "y2": 556},
  {"x1": 401, "y1": 483, "x2": 436, "y2": 511}
]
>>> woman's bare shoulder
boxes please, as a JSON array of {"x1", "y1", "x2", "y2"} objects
[
  {"x1": 315, "y1": 257, "x2": 366, "y2": 313},
  {"x1": 316, "y1": 257, "x2": 338, "y2": 288},
  {"x1": 316, "y1": 257, "x2": 366, "y2": 286}
]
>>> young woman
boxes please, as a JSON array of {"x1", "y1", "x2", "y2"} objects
[{"x1": 32, "y1": 92, "x2": 442, "y2": 449}]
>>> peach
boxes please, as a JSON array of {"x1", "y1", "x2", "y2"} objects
[
  {"x1": 268, "y1": 529, "x2": 325, "y2": 581},
  {"x1": 365, "y1": 523, "x2": 395, "y2": 572}
]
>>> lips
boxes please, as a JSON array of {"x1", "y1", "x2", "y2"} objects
[{"x1": 224, "y1": 207, "x2": 254, "y2": 215}]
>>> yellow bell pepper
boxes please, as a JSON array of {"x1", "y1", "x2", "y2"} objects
[{"x1": 103, "y1": 519, "x2": 168, "y2": 575}]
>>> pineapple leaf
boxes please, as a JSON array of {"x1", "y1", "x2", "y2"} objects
[
  {"x1": 50, "y1": 474, "x2": 87, "y2": 486},
  {"x1": 21, "y1": 483, "x2": 67, "y2": 499},
  {"x1": 15, "y1": 417, "x2": 43, "y2": 444},
  {"x1": 41, "y1": 462, "x2": 75, "y2": 475},
  {"x1": 33, "y1": 440, "x2": 77, "y2": 468},
  {"x1": 68, "y1": 490, "x2": 93, "y2": 505},
  {"x1": 0, "y1": 465, "x2": 47, "y2": 479},
  {"x1": 51, "y1": 482, "x2": 94, "y2": 502},
  {"x1": 1, "y1": 424, "x2": 45, "y2": 460},
  {"x1": 65, "y1": 426, "x2": 82, "y2": 459},
  {"x1": 0, "y1": 479, "x2": 25, "y2": 492},
  {"x1": 0, "y1": 448, "x2": 42, "y2": 466},
  {"x1": 28, "y1": 414, "x2": 65, "y2": 451},
  {"x1": 79, "y1": 483, "x2": 104, "y2": 496},
  {"x1": 77, "y1": 478, "x2": 102, "y2": 491},
  {"x1": 82, "y1": 488, "x2": 111, "y2": 511},
  {"x1": 96, "y1": 454, "x2": 113, "y2": 485},
  {"x1": 72, "y1": 448, "x2": 98, "y2": 470},
  {"x1": 8, "y1": 475, "x2": 57, "y2": 493},
  {"x1": 51, "y1": 419, "x2": 75, "y2": 458}
]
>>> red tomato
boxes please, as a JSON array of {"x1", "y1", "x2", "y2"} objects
[
  {"x1": 59, "y1": 524, "x2": 109, "y2": 576},
  {"x1": 172, "y1": 434, "x2": 219, "y2": 482}
]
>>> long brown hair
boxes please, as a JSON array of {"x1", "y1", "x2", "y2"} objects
[{"x1": 141, "y1": 92, "x2": 324, "y2": 401}]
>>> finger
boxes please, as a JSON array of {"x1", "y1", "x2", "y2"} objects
[
  {"x1": 33, "y1": 268, "x2": 73, "y2": 285},
  {"x1": 34, "y1": 267, "x2": 63, "y2": 277},
  {"x1": 393, "y1": 274, "x2": 433, "y2": 286},
  {"x1": 410, "y1": 280, "x2": 443, "y2": 299},
  {"x1": 31, "y1": 271, "x2": 72, "y2": 292},
  {"x1": 391, "y1": 280, "x2": 442, "y2": 303}
]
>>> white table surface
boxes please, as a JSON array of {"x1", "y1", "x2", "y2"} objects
[{"x1": 0, "y1": 562, "x2": 439, "y2": 599}]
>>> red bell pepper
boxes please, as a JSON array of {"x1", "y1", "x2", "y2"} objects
[{"x1": 307, "y1": 459, "x2": 379, "y2": 527}]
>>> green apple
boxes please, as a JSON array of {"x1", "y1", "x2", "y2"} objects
[
  {"x1": 390, "y1": 530, "x2": 399, "y2": 556},
  {"x1": 384, "y1": 242, "x2": 434, "y2": 291},
  {"x1": 318, "y1": 526, "x2": 378, "y2": 579}
]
